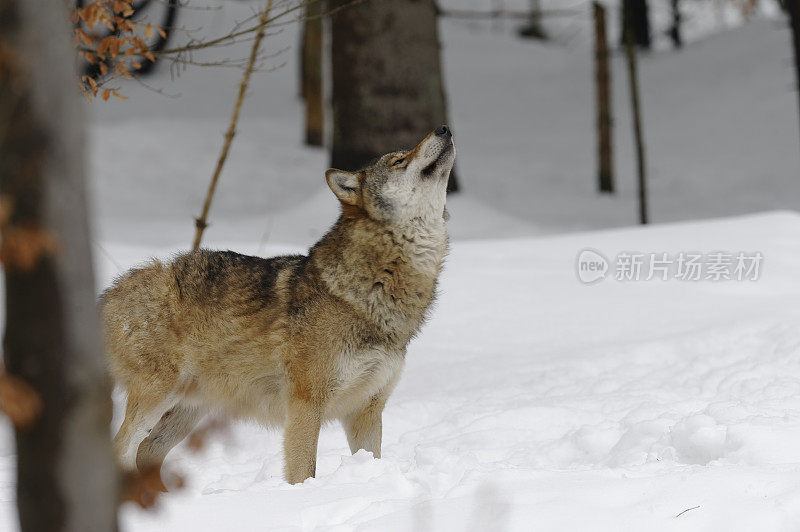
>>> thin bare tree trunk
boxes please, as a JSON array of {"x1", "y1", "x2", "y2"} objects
[
  {"x1": 302, "y1": 0, "x2": 324, "y2": 146},
  {"x1": 787, "y1": 0, "x2": 800, "y2": 156},
  {"x1": 0, "y1": 0, "x2": 119, "y2": 530},
  {"x1": 624, "y1": 25, "x2": 649, "y2": 224},
  {"x1": 594, "y1": 1, "x2": 614, "y2": 193},
  {"x1": 669, "y1": 0, "x2": 682, "y2": 49},
  {"x1": 192, "y1": 0, "x2": 274, "y2": 251}
]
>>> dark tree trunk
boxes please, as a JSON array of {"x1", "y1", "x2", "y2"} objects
[
  {"x1": 669, "y1": 0, "x2": 682, "y2": 49},
  {"x1": 0, "y1": 0, "x2": 119, "y2": 530},
  {"x1": 329, "y1": 0, "x2": 459, "y2": 192},
  {"x1": 787, "y1": 0, "x2": 800, "y2": 154},
  {"x1": 302, "y1": 0, "x2": 324, "y2": 146},
  {"x1": 620, "y1": 0, "x2": 651, "y2": 49},
  {"x1": 594, "y1": 1, "x2": 614, "y2": 193}
]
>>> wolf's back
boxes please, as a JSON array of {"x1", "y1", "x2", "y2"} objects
[{"x1": 100, "y1": 250, "x2": 308, "y2": 388}]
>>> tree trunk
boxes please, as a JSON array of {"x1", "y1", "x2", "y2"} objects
[
  {"x1": 787, "y1": 0, "x2": 800, "y2": 156},
  {"x1": 669, "y1": 0, "x2": 682, "y2": 49},
  {"x1": 0, "y1": 0, "x2": 119, "y2": 530},
  {"x1": 329, "y1": 0, "x2": 459, "y2": 192},
  {"x1": 594, "y1": 1, "x2": 614, "y2": 193},
  {"x1": 624, "y1": 25, "x2": 649, "y2": 224},
  {"x1": 302, "y1": 0, "x2": 324, "y2": 146},
  {"x1": 620, "y1": 0, "x2": 651, "y2": 49}
]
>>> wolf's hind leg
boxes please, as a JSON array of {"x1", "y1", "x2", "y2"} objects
[
  {"x1": 342, "y1": 395, "x2": 386, "y2": 458},
  {"x1": 113, "y1": 387, "x2": 178, "y2": 471},
  {"x1": 136, "y1": 404, "x2": 205, "y2": 472}
]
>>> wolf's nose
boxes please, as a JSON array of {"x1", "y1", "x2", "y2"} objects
[{"x1": 435, "y1": 125, "x2": 451, "y2": 137}]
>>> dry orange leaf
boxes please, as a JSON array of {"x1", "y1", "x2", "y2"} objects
[
  {"x1": 75, "y1": 28, "x2": 94, "y2": 46},
  {"x1": 112, "y1": 0, "x2": 133, "y2": 16},
  {"x1": 122, "y1": 465, "x2": 184, "y2": 509},
  {"x1": 0, "y1": 196, "x2": 13, "y2": 226},
  {"x1": 80, "y1": 5, "x2": 100, "y2": 28},
  {"x1": 99, "y1": 36, "x2": 120, "y2": 57},
  {"x1": 0, "y1": 225, "x2": 58, "y2": 272},
  {"x1": 79, "y1": 51, "x2": 97, "y2": 64},
  {"x1": 0, "y1": 373, "x2": 42, "y2": 430},
  {"x1": 114, "y1": 62, "x2": 132, "y2": 78},
  {"x1": 186, "y1": 416, "x2": 230, "y2": 452}
]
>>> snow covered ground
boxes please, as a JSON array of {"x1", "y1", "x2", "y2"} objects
[
  {"x1": 7, "y1": 212, "x2": 800, "y2": 531},
  {"x1": 20, "y1": 212, "x2": 800, "y2": 531},
  {"x1": 3, "y1": 0, "x2": 800, "y2": 530}
]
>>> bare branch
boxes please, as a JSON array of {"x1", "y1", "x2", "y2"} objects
[
  {"x1": 157, "y1": 0, "x2": 365, "y2": 57},
  {"x1": 192, "y1": 0, "x2": 275, "y2": 250},
  {"x1": 675, "y1": 505, "x2": 701, "y2": 518},
  {"x1": 438, "y1": 7, "x2": 584, "y2": 20}
]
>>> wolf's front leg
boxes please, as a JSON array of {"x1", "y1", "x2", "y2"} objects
[
  {"x1": 342, "y1": 395, "x2": 387, "y2": 458},
  {"x1": 283, "y1": 397, "x2": 323, "y2": 484}
]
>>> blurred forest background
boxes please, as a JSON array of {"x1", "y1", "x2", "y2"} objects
[{"x1": 75, "y1": 0, "x2": 800, "y2": 248}]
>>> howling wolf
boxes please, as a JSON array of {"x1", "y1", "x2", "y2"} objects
[{"x1": 102, "y1": 126, "x2": 455, "y2": 484}]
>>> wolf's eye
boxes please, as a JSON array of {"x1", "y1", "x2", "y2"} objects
[{"x1": 392, "y1": 157, "x2": 405, "y2": 167}]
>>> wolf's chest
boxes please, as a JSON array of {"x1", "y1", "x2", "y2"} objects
[{"x1": 334, "y1": 348, "x2": 404, "y2": 399}]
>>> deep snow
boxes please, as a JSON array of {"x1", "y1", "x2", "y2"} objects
[
  {"x1": 9, "y1": 212, "x2": 800, "y2": 531},
  {"x1": 2, "y1": 0, "x2": 800, "y2": 530}
]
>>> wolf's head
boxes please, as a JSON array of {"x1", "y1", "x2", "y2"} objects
[{"x1": 325, "y1": 126, "x2": 455, "y2": 225}]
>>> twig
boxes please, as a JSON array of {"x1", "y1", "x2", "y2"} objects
[
  {"x1": 156, "y1": 0, "x2": 365, "y2": 57},
  {"x1": 133, "y1": 73, "x2": 182, "y2": 97},
  {"x1": 675, "y1": 505, "x2": 700, "y2": 518},
  {"x1": 92, "y1": 241, "x2": 124, "y2": 273},
  {"x1": 192, "y1": 0, "x2": 274, "y2": 250},
  {"x1": 150, "y1": 0, "x2": 222, "y2": 11},
  {"x1": 438, "y1": 7, "x2": 584, "y2": 20},
  {"x1": 157, "y1": 1, "x2": 306, "y2": 55}
]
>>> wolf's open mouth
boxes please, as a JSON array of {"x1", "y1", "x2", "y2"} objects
[{"x1": 421, "y1": 143, "x2": 453, "y2": 177}]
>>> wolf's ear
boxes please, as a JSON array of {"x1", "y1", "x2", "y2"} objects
[{"x1": 326, "y1": 169, "x2": 362, "y2": 206}]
